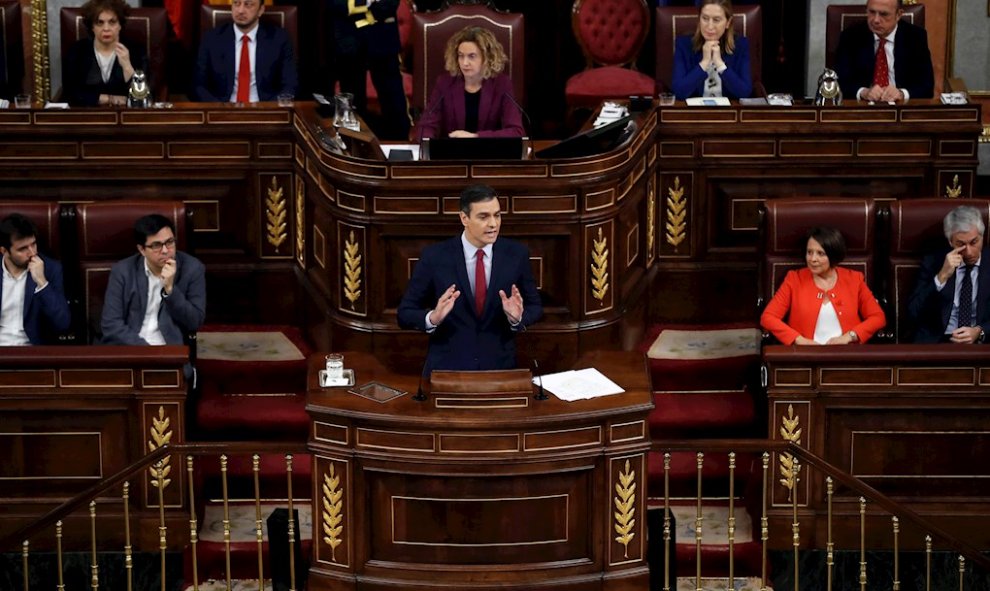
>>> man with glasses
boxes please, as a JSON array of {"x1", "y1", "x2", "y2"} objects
[{"x1": 101, "y1": 214, "x2": 206, "y2": 345}]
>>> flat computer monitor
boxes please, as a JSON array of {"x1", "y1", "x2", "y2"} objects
[
  {"x1": 534, "y1": 116, "x2": 635, "y2": 160},
  {"x1": 422, "y1": 137, "x2": 525, "y2": 161}
]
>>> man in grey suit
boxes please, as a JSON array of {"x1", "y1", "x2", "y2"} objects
[{"x1": 101, "y1": 214, "x2": 206, "y2": 345}]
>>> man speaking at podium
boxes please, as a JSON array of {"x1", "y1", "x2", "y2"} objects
[{"x1": 398, "y1": 184, "x2": 542, "y2": 375}]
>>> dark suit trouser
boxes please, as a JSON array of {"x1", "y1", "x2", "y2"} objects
[{"x1": 338, "y1": 47, "x2": 410, "y2": 141}]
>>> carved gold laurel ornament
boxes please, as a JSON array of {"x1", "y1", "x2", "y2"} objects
[
  {"x1": 343, "y1": 231, "x2": 362, "y2": 309},
  {"x1": 591, "y1": 227, "x2": 610, "y2": 303},
  {"x1": 665, "y1": 177, "x2": 686, "y2": 250},
  {"x1": 31, "y1": 0, "x2": 51, "y2": 103},
  {"x1": 779, "y1": 404, "x2": 802, "y2": 501},
  {"x1": 148, "y1": 406, "x2": 172, "y2": 489},
  {"x1": 945, "y1": 174, "x2": 963, "y2": 199},
  {"x1": 266, "y1": 176, "x2": 288, "y2": 252},
  {"x1": 613, "y1": 459, "x2": 637, "y2": 557},
  {"x1": 646, "y1": 178, "x2": 656, "y2": 261},
  {"x1": 322, "y1": 464, "x2": 344, "y2": 562},
  {"x1": 295, "y1": 180, "x2": 305, "y2": 265}
]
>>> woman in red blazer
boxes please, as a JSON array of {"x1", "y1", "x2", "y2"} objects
[
  {"x1": 761, "y1": 226, "x2": 886, "y2": 345},
  {"x1": 416, "y1": 26, "x2": 525, "y2": 140}
]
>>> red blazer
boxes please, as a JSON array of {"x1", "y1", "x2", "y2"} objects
[
  {"x1": 416, "y1": 73, "x2": 525, "y2": 139},
  {"x1": 760, "y1": 266, "x2": 886, "y2": 345}
]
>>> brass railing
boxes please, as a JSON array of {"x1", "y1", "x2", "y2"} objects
[{"x1": 3, "y1": 439, "x2": 989, "y2": 591}]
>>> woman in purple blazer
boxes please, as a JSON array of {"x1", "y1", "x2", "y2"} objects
[{"x1": 416, "y1": 26, "x2": 525, "y2": 140}]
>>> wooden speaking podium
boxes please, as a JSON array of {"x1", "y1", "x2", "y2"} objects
[{"x1": 305, "y1": 351, "x2": 653, "y2": 591}]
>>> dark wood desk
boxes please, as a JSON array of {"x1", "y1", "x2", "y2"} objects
[
  {"x1": 763, "y1": 344, "x2": 990, "y2": 548},
  {"x1": 306, "y1": 351, "x2": 653, "y2": 591},
  {"x1": 0, "y1": 345, "x2": 189, "y2": 550}
]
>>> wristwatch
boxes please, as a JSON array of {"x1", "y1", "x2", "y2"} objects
[{"x1": 979, "y1": 328, "x2": 986, "y2": 344}]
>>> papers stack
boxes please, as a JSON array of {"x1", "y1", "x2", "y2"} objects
[
  {"x1": 594, "y1": 102, "x2": 629, "y2": 128},
  {"x1": 685, "y1": 96, "x2": 731, "y2": 106},
  {"x1": 533, "y1": 368, "x2": 625, "y2": 402},
  {"x1": 940, "y1": 92, "x2": 968, "y2": 105}
]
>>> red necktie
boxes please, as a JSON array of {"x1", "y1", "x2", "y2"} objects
[
  {"x1": 873, "y1": 37, "x2": 889, "y2": 87},
  {"x1": 474, "y1": 249, "x2": 486, "y2": 316},
  {"x1": 237, "y1": 34, "x2": 251, "y2": 103}
]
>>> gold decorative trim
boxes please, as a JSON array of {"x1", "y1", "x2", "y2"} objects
[
  {"x1": 590, "y1": 227, "x2": 609, "y2": 303},
  {"x1": 265, "y1": 176, "x2": 288, "y2": 253},
  {"x1": 778, "y1": 404, "x2": 802, "y2": 501},
  {"x1": 148, "y1": 406, "x2": 172, "y2": 490},
  {"x1": 945, "y1": 174, "x2": 963, "y2": 199},
  {"x1": 295, "y1": 178, "x2": 305, "y2": 266},
  {"x1": 646, "y1": 177, "x2": 656, "y2": 263},
  {"x1": 313, "y1": 226, "x2": 326, "y2": 269},
  {"x1": 343, "y1": 231, "x2": 362, "y2": 309},
  {"x1": 626, "y1": 224, "x2": 639, "y2": 267},
  {"x1": 665, "y1": 177, "x2": 686, "y2": 251},
  {"x1": 613, "y1": 459, "x2": 636, "y2": 558},
  {"x1": 322, "y1": 464, "x2": 344, "y2": 563},
  {"x1": 980, "y1": 126, "x2": 990, "y2": 144},
  {"x1": 31, "y1": 0, "x2": 51, "y2": 103}
]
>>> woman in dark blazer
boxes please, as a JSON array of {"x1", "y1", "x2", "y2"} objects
[
  {"x1": 62, "y1": 0, "x2": 145, "y2": 107},
  {"x1": 671, "y1": 0, "x2": 752, "y2": 101},
  {"x1": 416, "y1": 26, "x2": 524, "y2": 140}
]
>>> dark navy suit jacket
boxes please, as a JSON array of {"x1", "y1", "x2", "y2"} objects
[
  {"x1": 192, "y1": 21, "x2": 297, "y2": 102},
  {"x1": 416, "y1": 74, "x2": 525, "y2": 139},
  {"x1": 397, "y1": 235, "x2": 542, "y2": 375},
  {"x1": 907, "y1": 247, "x2": 990, "y2": 343},
  {"x1": 100, "y1": 251, "x2": 206, "y2": 345},
  {"x1": 0, "y1": 254, "x2": 71, "y2": 344},
  {"x1": 671, "y1": 35, "x2": 752, "y2": 100},
  {"x1": 834, "y1": 19, "x2": 934, "y2": 100}
]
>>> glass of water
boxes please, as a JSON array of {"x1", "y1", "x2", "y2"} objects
[{"x1": 325, "y1": 353, "x2": 344, "y2": 381}]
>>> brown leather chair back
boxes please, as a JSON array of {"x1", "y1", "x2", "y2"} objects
[
  {"x1": 655, "y1": 4, "x2": 762, "y2": 94},
  {"x1": 824, "y1": 4, "x2": 925, "y2": 69},
  {"x1": 74, "y1": 201, "x2": 188, "y2": 343},
  {"x1": 200, "y1": 5, "x2": 299, "y2": 64},
  {"x1": 0, "y1": 0, "x2": 23, "y2": 97},
  {"x1": 59, "y1": 7, "x2": 169, "y2": 101},
  {"x1": 0, "y1": 201, "x2": 63, "y2": 258},
  {"x1": 759, "y1": 198, "x2": 880, "y2": 324},
  {"x1": 411, "y1": 3, "x2": 525, "y2": 112},
  {"x1": 887, "y1": 198, "x2": 990, "y2": 343}
]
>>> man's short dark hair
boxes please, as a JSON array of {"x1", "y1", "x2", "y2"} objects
[
  {"x1": 0, "y1": 213, "x2": 38, "y2": 250},
  {"x1": 806, "y1": 226, "x2": 847, "y2": 266},
  {"x1": 134, "y1": 214, "x2": 175, "y2": 247},
  {"x1": 459, "y1": 184, "x2": 498, "y2": 214}
]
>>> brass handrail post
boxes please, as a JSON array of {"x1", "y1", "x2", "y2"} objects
[
  {"x1": 694, "y1": 452, "x2": 704, "y2": 591},
  {"x1": 55, "y1": 520, "x2": 64, "y2": 591},
  {"x1": 791, "y1": 458, "x2": 800, "y2": 591},
  {"x1": 958, "y1": 555, "x2": 965, "y2": 591},
  {"x1": 89, "y1": 501, "x2": 99, "y2": 591},
  {"x1": 727, "y1": 451, "x2": 736, "y2": 589},
  {"x1": 892, "y1": 516, "x2": 900, "y2": 591},
  {"x1": 826, "y1": 477, "x2": 834, "y2": 591},
  {"x1": 760, "y1": 452, "x2": 769, "y2": 591},
  {"x1": 286, "y1": 454, "x2": 298, "y2": 591},
  {"x1": 252, "y1": 454, "x2": 265, "y2": 591},
  {"x1": 221, "y1": 454, "x2": 232, "y2": 591},
  {"x1": 925, "y1": 536, "x2": 932, "y2": 591},
  {"x1": 859, "y1": 497, "x2": 867, "y2": 591},
  {"x1": 187, "y1": 456, "x2": 200, "y2": 591},
  {"x1": 156, "y1": 463, "x2": 168, "y2": 591},
  {"x1": 662, "y1": 453, "x2": 671, "y2": 591},
  {"x1": 123, "y1": 481, "x2": 133, "y2": 591},
  {"x1": 21, "y1": 540, "x2": 29, "y2": 591}
]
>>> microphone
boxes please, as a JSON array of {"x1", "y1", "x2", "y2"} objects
[
  {"x1": 416, "y1": 92, "x2": 445, "y2": 147},
  {"x1": 412, "y1": 352, "x2": 430, "y2": 402},
  {"x1": 532, "y1": 359, "x2": 547, "y2": 401},
  {"x1": 501, "y1": 90, "x2": 531, "y2": 136}
]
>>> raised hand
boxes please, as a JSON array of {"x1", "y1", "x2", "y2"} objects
[
  {"x1": 161, "y1": 259, "x2": 177, "y2": 294},
  {"x1": 26, "y1": 256, "x2": 47, "y2": 289},
  {"x1": 937, "y1": 245, "x2": 966, "y2": 284},
  {"x1": 429, "y1": 284, "x2": 460, "y2": 325},
  {"x1": 499, "y1": 284, "x2": 524, "y2": 324}
]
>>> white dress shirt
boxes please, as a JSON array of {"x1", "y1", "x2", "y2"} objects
[
  {"x1": 138, "y1": 260, "x2": 166, "y2": 346},
  {"x1": 0, "y1": 257, "x2": 29, "y2": 346},
  {"x1": 858, "y1": 25, "x2": 911, "y2": 101},
  {"x1": 424, "y1": 233, "x2": 494, "y2": 330}
]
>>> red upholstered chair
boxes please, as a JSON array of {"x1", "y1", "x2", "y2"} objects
[
  {"x1": 0, "y1": 0, "x2": 23, "y2": 97},
  {"x1": 887, "y1": 199, "x2": 990, "y2": 343},
  {"x1": 758, "y1": 197, "x2": 883, "y2": 341},
  {"x1": 655, "y1": 4, "x2": 764, "y2": 96},
  {"x1": 200, "y1": 4, "x2": 299, "y2": 66},
  {"x1": 824, "y1": 3, "x2": 925, "y2": 69},
  {"x1": 565, "y1": 0, "x2": 655, "y2": 113},
  {"x1": 59, "y1": 7, "x2": 169, "y2": 101},
  {"x1": 411, "y1": 0, "x2": 525, "y2": 113},
  {"x1": 73, "y1": 201, "x2": 189, "y2": 344}
]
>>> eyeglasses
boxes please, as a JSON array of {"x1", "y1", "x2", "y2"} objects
[{"x1": 144, "y1": 237, "x2": 176, "y2": 252}]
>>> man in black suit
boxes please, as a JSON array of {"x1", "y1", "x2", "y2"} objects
[
  {"x1": 908, "y1": 205, "x2": 990, "y2": 344},
  {"x1": 329, "y1": 0, "x2": 410, "y2": 140},
  {"x1": 834, "y1": 0, "x2": 934, "y2": 102},
  {"x1": 397, "y1": 184, "x2": 542, "y2": 375},
  {"x1": 193, "y1": 0, "x2": 297, "y2": 103}
]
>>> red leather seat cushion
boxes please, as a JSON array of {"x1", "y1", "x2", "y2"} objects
[
  {"x1": 650, "y1": 390, "x2": 758, "y2": 439},
  {"x1": 196, "y1": 383, "x2": 309, "y2": 440},
  {"x1": 565, "y1": 67, "x2": 655, "y2": 108},
  {"x1": 639, "y1": 323, "x2": 760, "y2": 393}
]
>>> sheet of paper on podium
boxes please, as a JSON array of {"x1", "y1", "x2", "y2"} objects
[{"x1": 533, "y1": 368, "x2": 625, "y2": 402}]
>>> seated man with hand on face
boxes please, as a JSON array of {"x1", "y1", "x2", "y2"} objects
[
  {"x1": 908, "y1": 205, "x2": 990, "y2": 344},
  {"x1": 397, "y1": 184, "x2": 542, "y2": 376},
  {"x1": 0, "y1": 214, "x2": 71, "y2": 346},
  {"x1": 192, "y1": 0, "x2": 297, "y2": 103},
  {"x1": 834, "y1": 0, "x2": 934, "y2": 102},
  {"x1": 101, "y1": 214, "x2": 206, "y2": 346}
]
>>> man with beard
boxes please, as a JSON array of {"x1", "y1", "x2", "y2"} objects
[{"x1": 0, "y1": 213, "x2": 71, "y2": 345}]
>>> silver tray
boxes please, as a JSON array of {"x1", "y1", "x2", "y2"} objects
[{"x1": 319, "y1": 368, "x2": 355, "y2": 388}]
